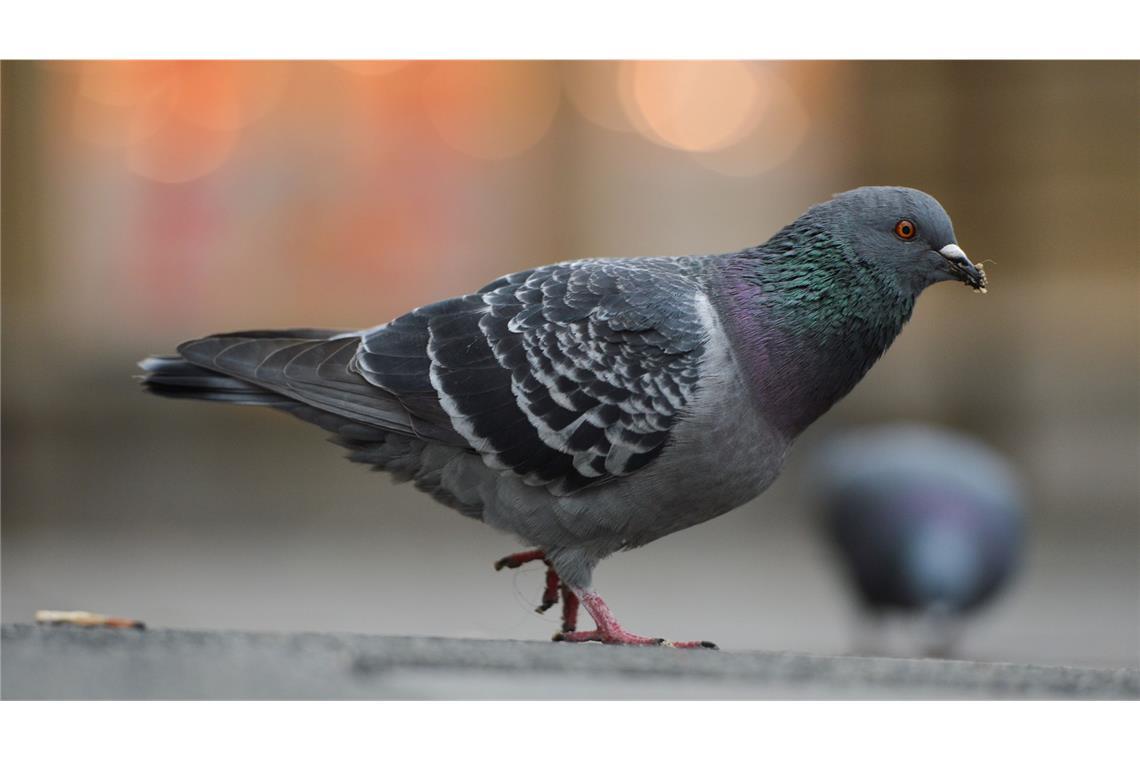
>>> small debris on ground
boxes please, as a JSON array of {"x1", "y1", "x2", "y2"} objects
[{"x1": 35, "y1": 609, "x2": 145, "y2": 630}]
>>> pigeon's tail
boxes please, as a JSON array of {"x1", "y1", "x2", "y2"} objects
[
  {"x1": 137, "y1": 328, "x2": 349, "y2": 406},
  {"x1": 138, "y1": 356, "x2": 286, "y2": 406}
]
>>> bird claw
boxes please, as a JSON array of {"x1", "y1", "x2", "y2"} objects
[
  {"x1": 536, "y1": 563, "x2": 560, "y2": 613},
  {"x1": 494, "y1": 548, "x2": 579, "y2": 632},
  {"x1": 493, "y1": 549, "x2": 546, "y2": 571},
  {"x1": 677, "y1": 640, "x2": 719, "y2": 650}
]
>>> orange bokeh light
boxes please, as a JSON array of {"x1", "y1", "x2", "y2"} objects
[
  {"x1": 165, "y1": 62, "x2": 290, "y2": 131},
  {"x1": 68, "y1": 61, "x2": 290, "y2": 183},
  {"x1": 421, "y1": 61, "x2": 561, "y2": 160},
  {"x1": 78, "y1": 60, "x2": 175, "y2": 107},
  {"x1": 691, "y1": 66, "x2": 809, "y2": 176},
  {"x1": 332, "y1": 61, "x2": 411, "y2": 77},
  {"x1": 626, "y1": 61, "x2": 764, "y2": 153},
  {"x1": 126, "y1": 114, "x2": 240, "y2": 184}
]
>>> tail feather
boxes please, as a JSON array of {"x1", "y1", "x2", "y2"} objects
[
  {"x1": 138, "y1": 355, "x2": 286, "y2": 405},
  {"x1": 138, "y1": 328, "x2": 349, "y2": 405},
  {"x1": 140, "y1": 327, "x2": 467, "y2": 449}
]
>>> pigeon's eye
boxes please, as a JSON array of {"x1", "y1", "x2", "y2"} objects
[{"x1": 894, "y1": 219, "x2": 917, "y2": 240}]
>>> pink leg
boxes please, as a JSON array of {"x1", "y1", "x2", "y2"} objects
[{"x1": 553, "y1": 588, "x2": 717, "y2": 649}]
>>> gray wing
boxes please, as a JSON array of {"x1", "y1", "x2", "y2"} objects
[{"x1": 357, "y1": 257, "x2": 710, "y2": 494}]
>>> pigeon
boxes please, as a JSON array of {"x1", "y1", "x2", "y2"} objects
[
  {"x1": 808, "y1": 425, "x2": 1025, "y2": 657},
  {"x1": 140, "y1": 186, "x2": 987, "y2": 648}
]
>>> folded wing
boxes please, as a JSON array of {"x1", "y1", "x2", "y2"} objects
[
  {"x1": 357, "y1": 258, "x2": 709, "y2": 494},
  {"x1": 176, "y1": 258, "x2": 710, "y2": 496}
]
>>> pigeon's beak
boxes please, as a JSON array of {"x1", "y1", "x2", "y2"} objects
[{"x1": 938, "y1": 244, "x2": 987, "y2": 293}]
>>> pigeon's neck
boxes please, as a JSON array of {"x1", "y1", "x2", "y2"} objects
[{"x1": 712, "y1": 226, "x2": 916, "y2": 438}]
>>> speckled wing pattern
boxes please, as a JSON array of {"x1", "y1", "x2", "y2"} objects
[{"x1": 355, "y1": 258, "x2": 710, "y2": 494}]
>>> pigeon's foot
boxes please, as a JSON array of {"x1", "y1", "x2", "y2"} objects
[
  {"x1": 493, "y1": 549, "x2": 579, "y2": 632},
  {"x1": 552, "y1": 588, "x2": 718, "y2": 650},
  {"x1": 553, "y1": 627, "x2": 716, "y2": 649}
]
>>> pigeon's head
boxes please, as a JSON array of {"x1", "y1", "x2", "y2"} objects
[{"x1": 810, "y1": 186, "x2": 987, "y2": 295}]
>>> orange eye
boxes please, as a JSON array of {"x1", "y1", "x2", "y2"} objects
[{"x1": 894, "y1": 219, "x2": 917, "y2": 240}]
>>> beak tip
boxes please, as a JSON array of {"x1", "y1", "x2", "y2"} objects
[{"x1": 939, "y1": 244, "x2": 988, "y2": 292}]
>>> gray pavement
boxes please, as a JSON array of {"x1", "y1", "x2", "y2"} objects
[{"x1": 3, "y1": 623, "x2": 1137, "y2": 699}]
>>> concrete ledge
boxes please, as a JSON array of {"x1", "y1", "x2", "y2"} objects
[{"x1": 3, "y1": 623, "x2": 1137, "y2": 699}]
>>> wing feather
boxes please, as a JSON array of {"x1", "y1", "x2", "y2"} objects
[
  {"x1": 356, "y1": 257, "x2": 709, "y2": 494},
  {"x1": 176, "y1": 258, "x2": 711, "y2": 496}
]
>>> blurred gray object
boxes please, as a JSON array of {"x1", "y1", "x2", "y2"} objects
[{"x1": 810, "y1": 425, "x2": 1026, "y2": 657}]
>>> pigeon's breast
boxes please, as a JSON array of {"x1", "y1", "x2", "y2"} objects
[{"x1": 641, "y1": 293, "x2": 789, "y2": 537}]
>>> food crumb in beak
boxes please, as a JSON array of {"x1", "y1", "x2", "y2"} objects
[{"x1": 973, "y1": 262, "x2": 989, "y2": 294}]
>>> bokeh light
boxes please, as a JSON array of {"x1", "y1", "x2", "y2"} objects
[
  {"x1": 627, "y1": 61, "x2": 764, "y2": 153},
  {"x1": 332, "y1": 61, "x2": 411, "y2": 77},
  {"x1": 65, "y1": 61, "x2": 814, "y2": 184},
  {"x1": 421, "y1": 61, "x2": 561, "y2": 160},
  {"x1": 163, "y1": 62, "x2": 289, "y2": 132},
  {"x1": 562, "y1": 60, "x2": 634, "y2": 133},
  {"x1": 691, "y1": 66, "x2": 809, "y2": 176},
  {"x1": 77, "y1": 60, "x2": 173, "y2": 107},
  {"x1": 68, "y1": 61, "x2": 291, "y2": 183}
]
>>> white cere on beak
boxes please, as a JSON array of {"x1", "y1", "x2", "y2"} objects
[{"x1": 939, "y1": 243, "x2": 970, "y2": 265}]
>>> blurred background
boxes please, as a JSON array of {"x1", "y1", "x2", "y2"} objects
[{"x1": 3, "y1": 61, "x2": 1136, "y2": 667}]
